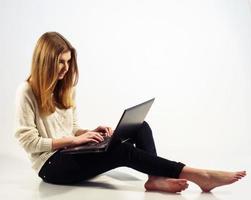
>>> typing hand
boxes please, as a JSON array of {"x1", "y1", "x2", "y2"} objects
[
  {"x1": 92, "y1": 125, "x2": 114, "y2": 137},
  {"x1": 72, "y1": 131, "x2": 104, "y2": 146}
]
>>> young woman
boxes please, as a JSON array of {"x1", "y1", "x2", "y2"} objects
[{"x1": 15, "y1": 32, "x2": 246, "y2": 193}]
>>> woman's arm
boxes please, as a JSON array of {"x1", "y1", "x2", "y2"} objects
[
  {"x1": 52, "y1": 131, "x2": 105, "y2": 151},
  {"x1": 52, "y1": 136, "x2": 75, "y2": 151},
  {"x1": 15, "y1": 86, "x2": 52, "y2": 153}
]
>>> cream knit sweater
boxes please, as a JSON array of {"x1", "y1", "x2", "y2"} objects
[{"x1": 15, "y1": 82, "x2": 80, "y2": 173}]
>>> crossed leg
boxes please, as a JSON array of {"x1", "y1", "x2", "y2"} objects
[{"x1": 122, "y1": 122, "x2": 247, "y2": 193}]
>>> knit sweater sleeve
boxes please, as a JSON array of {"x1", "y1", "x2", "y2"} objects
[{"x1": 14, "y1": 85, "x2": 52, "y2": 153}]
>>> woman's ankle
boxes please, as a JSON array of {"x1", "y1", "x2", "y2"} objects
[{"x1": 179, "y1": 166, "x2": 206, "y2": 183}]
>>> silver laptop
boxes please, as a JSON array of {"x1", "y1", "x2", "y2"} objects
[{"x1": 61, "y1": 98, "x2": 155, "y2": 154}]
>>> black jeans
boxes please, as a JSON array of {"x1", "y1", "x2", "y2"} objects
[{"x1": 38, "y1": 121, "x2": 185, "y2": 184}]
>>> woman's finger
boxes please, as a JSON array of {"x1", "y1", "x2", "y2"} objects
[
  {"x1": 88, "y1": 138, "x2": 99, "y2": 143},
  {"x1": 103, "y1": 126, "x2": 110, "y2": 135},
  {"x1": 103, "y1": 131, "x2": 109, "y2": 137},
  {"x1": 95, "y1": 126, "x2": 112, "y2": 136},
  {"x1": 93, "y1": 133, "x2": 104, "y2": 142},
  {"x1": 108, "y1": 127, "x2": 113, "y2": 136},
  {"x1": 101, "y1": 126, "x2": 109, "y2": 134},
  {"x1": 99, "y1": 131, "x2": 108, "y2": 137}
]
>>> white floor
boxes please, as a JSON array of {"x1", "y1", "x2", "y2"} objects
[{"x1": 1, "y1": 150, "x2": 250, "y2": 200}]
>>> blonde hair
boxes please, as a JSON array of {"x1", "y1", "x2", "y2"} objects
[{"x1": 27, "y1": 32, "x2": 79, "y2": 116}]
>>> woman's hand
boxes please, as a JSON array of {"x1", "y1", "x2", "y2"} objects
[
  {"x1": 92, "y1": 125, "x2": 114, "y2": 137},
  {"x1": 74, "y1": 129, "x2": 89, "y2": 136},
  {"x1": 72, "y1": 131, "x2": 104, "y2": 146}
]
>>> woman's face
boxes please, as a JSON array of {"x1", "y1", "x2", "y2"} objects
[{"x1": 58, "y1": 51, "x2": 71, "y2": 80}]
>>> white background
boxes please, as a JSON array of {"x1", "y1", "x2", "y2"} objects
[{"x1": 0, "y1": 0, "x2": 251, "y2": 169}]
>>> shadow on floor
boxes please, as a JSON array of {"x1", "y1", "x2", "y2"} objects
[
  {"x1": 103, "y1": 170, "x2": 142, "y2": 181},
  {"x1": 38, "y1": 171, "x2": 143, "y2": 198}
]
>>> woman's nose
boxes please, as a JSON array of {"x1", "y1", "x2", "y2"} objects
[{"x1": 64, "y1": 63, "x2": 69, "y2": 71}]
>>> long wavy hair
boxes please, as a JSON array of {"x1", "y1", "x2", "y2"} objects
[{"x1": 27, "y1": 32, "x2": 79, "y2": 116}]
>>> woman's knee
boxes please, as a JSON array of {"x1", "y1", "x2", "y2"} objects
[
  {"x1": 142, "y1": 121, "x2": 153, "y2": 134},
  {"x1": 142, "y1": 121, "x2": 150, "y2": 128}
]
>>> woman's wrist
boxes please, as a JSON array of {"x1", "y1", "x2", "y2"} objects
[
  {"x1": 74, "y1": 129, "x2": 89, "y2": 136},
  {"x1": 52, "y1": 136, "x2": 76, "y2": 150}
]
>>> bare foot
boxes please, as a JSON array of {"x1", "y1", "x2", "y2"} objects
[
  {"x1": 144, "y1": 176, "x2": 189, "y2": 193},
  {"x1": 180, "y1": 167, "x2": 246, "y2": 192},
  {"x1": 197, "y1": 170, "x2": 246, "y2": 192}
]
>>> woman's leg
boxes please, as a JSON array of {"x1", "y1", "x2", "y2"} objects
[
  {"x1": 73, "y1": 142, "x2": 185, "y2": 178},
  {"x1": 122, "y1": 122, "x2": 246, "y2": 192},
  {"x1": 179, "y1": 166, "x2": 246, "y2": 192},
  {"x1": 125, "y1": 121, "x2": 157, "y2": 156},
  {"x1": 72, "y1": 141, "x2": 189, "y2": 192},
  {"x1": 127, "y1": 121, "x2": 188, "y2": 192},
  {"x1": 39, "y1": 122, "x2": 246, "y2": 192},
  {"x1": 39, "y1": 141, "x2": 186, "y2": 187}
]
